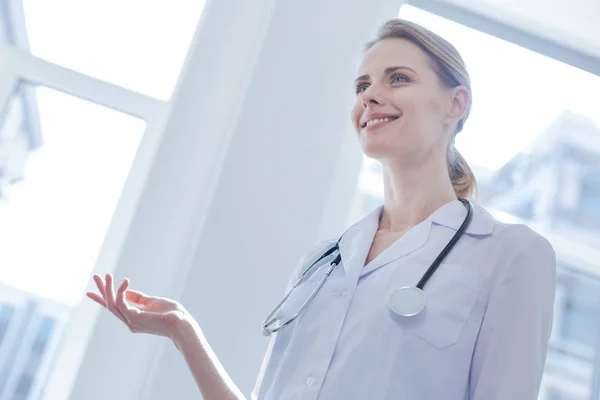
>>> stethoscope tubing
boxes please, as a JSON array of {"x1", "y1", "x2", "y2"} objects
[{"x1": 262, "y1": 199, "x2": 472, "y2": 335}]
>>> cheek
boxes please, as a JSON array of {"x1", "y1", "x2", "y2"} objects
[
  {"x1": 411, "y1": 98, "x2": 446, "y2": 149},
  {"x1": 423, "y1": 95, "x2": 445, "y2": 125},
  {"x1": 350, "y1": 101, "x2": 362, "y2": 130},
  {"x1": 399, "y1": 96, "x2": 443, "y2": 138}
]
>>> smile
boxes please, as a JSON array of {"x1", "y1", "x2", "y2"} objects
[{"x1": 362, "y1": 116, "x2": 400, "y2": 131}]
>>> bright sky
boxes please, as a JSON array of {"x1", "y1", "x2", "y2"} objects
[
  {"x1": 0, "y1": 3, "x2": 598, "y2": 306},
  {"x1": 0, "y1": 1, "x2": 204, "y2": 305},
  {"x1": 0, "y1": 89, "x2": 145, "y2": 305},
  {"x1": 21, "y1": 0, "x2": 206, "y2": 101}
]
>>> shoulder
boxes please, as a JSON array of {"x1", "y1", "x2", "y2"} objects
[
  {"x1": 302, "y1": 238, "x2": 337, "y2": 263},
  {"x1": 470, "y1": 203, "x2": 556, "y2": 282},
  {"x1": 288, "y1": 238, "x2": 337, "y2": 282},
  {"x1": 494, "y1": 222, "x2": 555, "y2": 260},
  {"x1": 472, "y1": 202, "x2": 554, "y2": 255},
  {"x1": 476, "y1": 209, "x2": 556, "y2": 287}
]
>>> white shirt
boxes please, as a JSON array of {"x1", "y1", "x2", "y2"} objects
[{"x1": 252, "y1": 200, "x2": 556, "y2": 400}]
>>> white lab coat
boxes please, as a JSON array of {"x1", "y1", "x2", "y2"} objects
[{"x1": 252, "y1": 200, "x2": 556, "y2": 400}]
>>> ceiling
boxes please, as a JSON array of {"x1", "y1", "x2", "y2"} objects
[
  {"x1": 444, "y1": 0, "x2": 599, "y2": 59},
  {"x1": 415, "y1": 0, "x2": 600, "y2": 75}
]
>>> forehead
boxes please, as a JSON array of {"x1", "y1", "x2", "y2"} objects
[{"x1": 357, "y1": 38, "x2": 431, "y2": 76}]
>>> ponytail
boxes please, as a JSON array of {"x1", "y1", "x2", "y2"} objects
[{"x1": 448, "y1": 145, "x2": 477, "y2": 199}]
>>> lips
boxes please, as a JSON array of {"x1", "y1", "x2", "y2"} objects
[
  {"x1": 362, "y1": 116, "x2": 399, "y2": 128},
  {"x1": 360, "y1": 113, "x2": 401, "y2": 129},
  {"x1": 360, "y1": 115, "x2": 401, "y2": 134}
]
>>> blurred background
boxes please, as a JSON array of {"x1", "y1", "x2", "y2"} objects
[{"x1": 0, "y1": 0, "x2": 598, "y2": 399}]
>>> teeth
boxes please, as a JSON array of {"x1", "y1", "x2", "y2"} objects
[{"x1": 365, "y1": 117, "x2": 397, "y2": 127}]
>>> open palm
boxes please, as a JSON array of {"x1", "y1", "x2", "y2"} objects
[{"x1": 87, "y1": 273, "x2": 187, "y2": 339}]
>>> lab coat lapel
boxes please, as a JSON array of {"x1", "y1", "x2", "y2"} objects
[
  {"x1": 338, "y1": 206, "x2": 381, "y2": 295},
  {"x1": 359, "y1": 219, "x2": 432, "y2": 278},
  {"x1": 337, "y1": 200, "x2": 493, "y2": 289},
  {"x1": 356, "y1": 200, "x2": 485, "y2": 278}
]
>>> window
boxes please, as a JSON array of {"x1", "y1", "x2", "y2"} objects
[
  {"x1": 0, "y1": 304, "x2": 15, "y2": 346},
  {"x1": 19, "y1": 0, "x2": 206, "y2": 99},
  {"x1": 0, "y1": 0, "x2": 203, "y2": 396},
  {"x1": 0, "y1": 81, "x2": 147, "y2": 399},
  {"x1": 555, "y1": 267, "x2": 600, "y2": 354},
  {"x1": 13, "y1": 373, "x2": 33, "y2": 400},
  {"x1": 11, "y1": 316, "x2": 57, "y2": 400},
  {"x1": 0, "y1": 84, "x2": 145, "y2": 305},
  {"x1": 31, "y1": 316, "x2": 55, "y2": 357},
  {"x1": 579, "y1": 171, "x2": 600, "y2": 225}
]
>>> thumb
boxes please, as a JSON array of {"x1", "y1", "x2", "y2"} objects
[
  {"x1": 130, "y1": 309, "x2": 175, "y2": 337},
  {"x1": 126, "y1": 289, "x2": 156, "y2": 306}
]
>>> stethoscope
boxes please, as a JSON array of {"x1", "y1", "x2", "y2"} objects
[{"x1": 262, "y1": 198, "x2": 473, "y2": 336}]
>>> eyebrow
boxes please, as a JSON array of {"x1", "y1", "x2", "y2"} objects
[{"x1": 355, "y1": 66, "x2": 418, "y2": 84}]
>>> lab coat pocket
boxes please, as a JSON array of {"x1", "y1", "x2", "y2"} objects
[{"x1": 387, "y1": 262, "x2": 481, "y2": 350}]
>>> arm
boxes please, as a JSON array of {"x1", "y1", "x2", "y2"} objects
[
  {"x1": 172, "y1": 315, "x2": 247, "y2": 400},
  {"x1": 87, "y1": 274, "x2": 247, "y2": 400},
  {"x1": 169, "y1": 240, "x2": 335, "y2": 400},
  {"x1": 469, "y1": 232, "x2": 557, "y2": 399}
]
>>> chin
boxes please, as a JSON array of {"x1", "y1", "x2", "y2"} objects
[
  {"x1": 358, "y1": 125, "x2": 416, "y2": 161},
  {"x1": 359, "y1": 142, "x2": 395, "y2": 160}
]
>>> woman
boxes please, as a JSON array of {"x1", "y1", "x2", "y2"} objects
[{"x1": 88, "y1": 19, "x2": 556, "y2": 399}]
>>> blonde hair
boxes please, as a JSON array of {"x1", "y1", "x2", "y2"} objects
[{"x1": 365, "y1": 19, "x2": 477, "y2": 199}]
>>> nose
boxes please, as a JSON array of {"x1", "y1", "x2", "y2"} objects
[{"x1": 360, "y1": 85, "x2": 384, "y2": 108}]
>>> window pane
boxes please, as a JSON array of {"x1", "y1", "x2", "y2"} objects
[
  {"x1": 0, "y1": 305, "x2": 15, "y2": 346},
  {"x1": 13, "y1": 373, "x2": 33, "y2": 399},
  {"x1": 19, "y1": 0, "x2": 207, "y2": 100},
  {"x1": 0, "y1": 83, "x2": 143, "y2": 399},
  {"x1": 0, "y1": 83, "x2": 145, "y2": 306}
]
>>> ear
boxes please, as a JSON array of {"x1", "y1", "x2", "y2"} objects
[{"x1": 444, "y1": 86, "x2": 470, "y2": 127}]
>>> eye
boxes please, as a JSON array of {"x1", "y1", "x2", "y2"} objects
[
  {"x1": 355, "y1": 82, "x2": 369, "y2": 94},
  {"x1": 391, "y1": 73, "x2": 410, "y2": 83}
]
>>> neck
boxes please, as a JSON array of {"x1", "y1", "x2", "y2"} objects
[{"x1": 379, "y1": 156, "x2": 456, "y2": 233}]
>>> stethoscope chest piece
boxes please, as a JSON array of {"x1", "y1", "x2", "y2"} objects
[{"x1": 388, "y1": 286, "x2": 426, "y2": 317}]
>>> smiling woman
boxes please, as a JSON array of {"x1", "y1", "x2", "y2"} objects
[{"x1": 351, "y1": 19, "x2": 476, "y2": 200}]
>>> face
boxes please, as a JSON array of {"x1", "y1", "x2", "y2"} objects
[{"x1": 351, "y1": 38, "x2": 467, "y2": 165}]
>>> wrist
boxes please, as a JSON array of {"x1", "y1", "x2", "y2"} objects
[{"x1": 171, "y1": 311, "x2": 202, "y2": 352}]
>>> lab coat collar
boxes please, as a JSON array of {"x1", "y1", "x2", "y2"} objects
[
  {"x1": 430, "y1": 199, "x2": 495, "y2": 236},
  {"x1": 338, "y1": 205, "x2": 381, "y2": 293},
  {"x1": 341, "y1": 199, "x2": 495, "y2": 281}
]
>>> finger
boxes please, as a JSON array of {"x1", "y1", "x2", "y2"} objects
[
  {"x1": 116, "y1": 279, "x2": 132, "y2": 311},
  {"x1": 116, "y1": 279, "x2": 141, "y2": 326},
  {"x1": 105, "y1": 273, "x2": 117, "y2": 305},
  {"x1": 86, "y1": 292, "x2": 107, "y2": 307},
  {"x1": 93, "y1": 274, "x2": 107, "y2": 298},
  {"x1": 105, "y1": 274, "x2": 130, "y2": 326},
  {"x1": 89, "y1": 290, "x2": 129, "y2": 326}
]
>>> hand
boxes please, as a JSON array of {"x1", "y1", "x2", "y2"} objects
[{"x1": 86, "y1": 273, "x2": 188, "y2": 340}]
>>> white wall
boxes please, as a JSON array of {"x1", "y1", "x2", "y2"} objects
[{"x1": 64, "y1": 0, "x2": 404, "y2": 399}]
